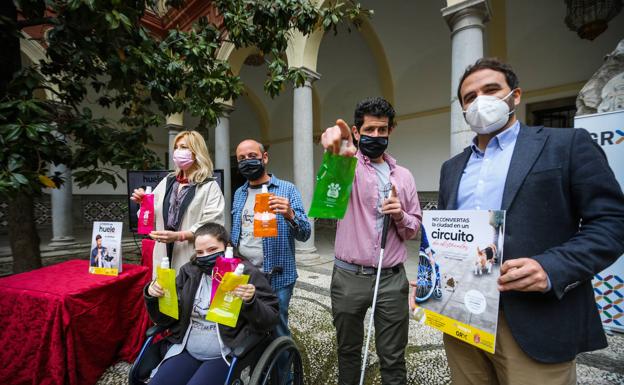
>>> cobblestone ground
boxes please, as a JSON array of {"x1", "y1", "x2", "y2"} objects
[{"x1": 97, "y1": 258, "x2": 624, "y2": 385}]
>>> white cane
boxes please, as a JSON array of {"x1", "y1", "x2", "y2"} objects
[{"x1": 359, "y1": 186, "x2": 393, "y2": 385}]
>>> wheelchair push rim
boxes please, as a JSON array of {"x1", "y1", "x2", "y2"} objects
[{"x1": 248, "y1": 336, "x2": 303, "y2": 385}]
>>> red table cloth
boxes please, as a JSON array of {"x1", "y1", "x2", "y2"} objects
[{"x1": 0, "y1": 260, "x2": 151, "y2": 385}]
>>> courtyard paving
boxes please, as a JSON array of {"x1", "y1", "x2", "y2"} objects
[{"x1": 94, "y1": 228, "x2": 624, "y2": 385}]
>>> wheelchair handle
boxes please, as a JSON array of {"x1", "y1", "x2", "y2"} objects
[
  {"x1": 269, "y1": 266, "x2": 283, "y2": 276},
  {"x1": 145, "y1": 324, "x2": 166, "y2": 338}
]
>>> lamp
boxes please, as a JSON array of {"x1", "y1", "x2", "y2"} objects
[{"x1": 565, "y1": 0, "x2": 622, "y2": 40}]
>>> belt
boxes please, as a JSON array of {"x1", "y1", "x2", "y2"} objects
[{"x1": 334, "y1": 258, "x2": 402, "y2": 276}]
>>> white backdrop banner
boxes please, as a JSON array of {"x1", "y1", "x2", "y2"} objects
[{"x1": 575, "y1": 109, "x2": 624, "y2": 333}]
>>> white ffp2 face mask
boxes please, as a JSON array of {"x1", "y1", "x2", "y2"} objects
[{"x1": 463, "y1": 90, "x2": 516, "y2": 135}]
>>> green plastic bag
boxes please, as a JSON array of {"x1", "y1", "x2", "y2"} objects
[{"x1": 308, "y1": 150, "x2": 357, "y2": 219}]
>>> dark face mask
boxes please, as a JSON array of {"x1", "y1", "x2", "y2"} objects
[
  {"x1": 238, "y1": 158, "x2": 265, "y2": 181},
  {"x1": 194, "y1": 251, "x2": 223, "y2": 273},
  {"x1": 358, "y1": 135, "x2": 388, "y2": 159}
]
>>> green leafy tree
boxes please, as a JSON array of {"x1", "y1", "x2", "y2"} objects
[{"x1": 0, "y1": 0, "x2": 370, "y2": 273}]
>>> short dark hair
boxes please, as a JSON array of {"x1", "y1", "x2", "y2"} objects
[
  {"x1": 353, "y1": 97, "x2": 395, "y2": 130},
  {"x1": 194, "y1": 222, "x2": 230, "y2": 247},
  {"x1": 95, "y1": 234, "x2": 102, "y2": 240},
  {"x1": 457, "y1": 58, "x2": 519, "y2": 106}
]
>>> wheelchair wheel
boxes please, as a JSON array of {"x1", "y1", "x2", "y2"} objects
[
  {"x1": 415, "y1": 252, "x2": 436, "y2": 303},
  {"x1": 248, "y1": 336, "x2": 303, "y2": 385}
]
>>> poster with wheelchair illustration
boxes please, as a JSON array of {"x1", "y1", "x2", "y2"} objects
[
  {"x1": 413, "y1": 210, "x2": 505, "y2": 354},
  {"x1": 89, "y1": 221, "x2": 123, "y2": 276}
]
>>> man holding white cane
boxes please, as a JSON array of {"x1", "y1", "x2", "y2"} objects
[{"x1": 321, "y1": 97, "x2": 422, "y2": 385}]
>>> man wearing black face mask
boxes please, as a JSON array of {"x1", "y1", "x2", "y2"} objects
[
  {"x1": 321, "y1": 97, "x2": 422, "y2": 385},
  {"x1": 230, "y1": 139, "x2": 311, "y2": 343}
]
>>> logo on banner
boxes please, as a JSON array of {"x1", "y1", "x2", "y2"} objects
[{"x1": 590, "y1": 129, "x2": 624, "y2": 146}]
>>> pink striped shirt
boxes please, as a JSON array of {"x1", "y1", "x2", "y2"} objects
[{"x1": 335, "y1": 151, "x2": 422, "y2": 268}]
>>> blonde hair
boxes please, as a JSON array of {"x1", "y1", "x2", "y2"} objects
[{"x1": 173, "y1": 130, "x2": 214, "y2": 184}]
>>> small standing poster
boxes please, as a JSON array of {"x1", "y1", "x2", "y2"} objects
[
  {"x1": 89, "y1": 221, "x2": 123, "y2": 276},
  {"x1": 413, "y1": 210, "x2": 505, "y2": 353}
]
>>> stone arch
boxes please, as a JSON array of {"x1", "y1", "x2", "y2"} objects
[
  {"x1": 285, "y1": 15, "x2": 394, "y2": 105},
  {"x1": 215, "y1": 8, "x2": 396, "y2": 104},
  {"x1": 216, "y1": 43, "x2": 263, "y2": 76}
]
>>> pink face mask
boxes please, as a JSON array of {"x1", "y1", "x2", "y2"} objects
[{"x1": 173, "y1": 149, "x2": 194, "y2": 170}]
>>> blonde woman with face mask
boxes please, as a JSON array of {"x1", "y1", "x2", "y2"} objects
[{"x1": 131, "y1": 130, "x2": 225, "y2": 276}]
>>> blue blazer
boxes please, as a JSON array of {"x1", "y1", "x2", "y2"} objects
[{"x1": 438, "y1": 123, "x2": 624, "y2": 363}]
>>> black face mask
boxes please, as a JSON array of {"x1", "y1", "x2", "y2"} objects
[
  {"x1": 358, "y1": 135, "x2": 388, "y2": 159},
  {"x1": 194, "y1": 251, "x2": 223, "y2": 273},
  {"x1": 238, "y1": 158, "x2": 265, "y2": 181}
]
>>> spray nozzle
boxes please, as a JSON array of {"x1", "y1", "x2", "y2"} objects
[
  {"x1": 225, "y1": 246, "x2": 234, "y2": 259},
  {"x1": 145, "y1": 186, "x2": 153, "y2": 194},
  {"x1": 160, "y1": 256, "x2": 170, "y2": 269},
  {"x1": 234, "y1": 263, "x2": 245, "y2": 276},
  {"x1": 261, "y1": 184, "x2": 269, "y2": 194}
]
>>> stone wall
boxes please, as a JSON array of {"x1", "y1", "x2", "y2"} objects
[{"x1": 0, "y1": 194, "x2": 130, "y2": 236}]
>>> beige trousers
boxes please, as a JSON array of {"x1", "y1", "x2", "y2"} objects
[{"x1": 443, "y1": 313, "x2": 576, "y2": 385}]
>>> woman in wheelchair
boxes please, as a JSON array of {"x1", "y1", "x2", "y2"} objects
[{"x1": 144, "y1": 222, "x2": 279, "y2": 385}]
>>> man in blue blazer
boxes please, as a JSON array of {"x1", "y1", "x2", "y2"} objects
[{"x1": 438, "y1": 58, "x2": 624, "y2": 385}]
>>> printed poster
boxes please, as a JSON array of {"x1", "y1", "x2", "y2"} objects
[
  {"x1": 89, "y1": 221, "x2": 123, "y2": 276},
  {"x1": 413, "y1": 210, "x2": 505, "y2": 353}
]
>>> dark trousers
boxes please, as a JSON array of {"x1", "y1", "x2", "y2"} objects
[
  {"x1": 149, "y1": 350, "x2": 229, "y2": 385},
  {"x1": 331, "y1": 264, "x2": 409, "y2": 385}
]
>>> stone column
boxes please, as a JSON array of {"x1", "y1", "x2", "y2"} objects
[
  {"x1": 292, "y1": 67, "x2": 320, "y2": 256},
  {"x1": 215, "y1": 104, "x2": 234, "y2": 231},
  {"x1": 48, "y1": 164, "x2": 76, "y2": 246},
  {"x1": 442, "y1": 0, "x2": 491, "y2": 156},
  {"x1": 166, "y1": 113, "x2": 184, "y2": 170}
]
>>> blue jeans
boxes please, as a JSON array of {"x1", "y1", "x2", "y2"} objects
[
  {"x1": 274, "y1": 283, "x2": 295, "y2": 384},
  {"x1": 274, "y1": 283, "x2": 294, "y2": 337}
]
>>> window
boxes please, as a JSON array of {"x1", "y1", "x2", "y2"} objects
[{"x1": 526, "y1": 97, "x2": 577, "y2": 128}]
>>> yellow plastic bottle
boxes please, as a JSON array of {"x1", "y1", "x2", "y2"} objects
[
  {"x1": 206, "y1": 263, "x2": 249, "y2": 327},
  {"x1": 156, "y1": 256, "x2": 179, "y2": 320}
]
